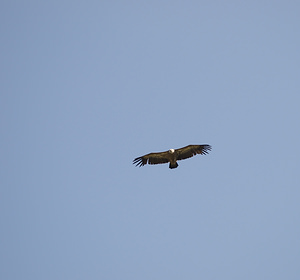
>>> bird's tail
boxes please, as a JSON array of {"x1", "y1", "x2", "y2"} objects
[{"x1": 169, "y1": 162, "x2": 178, "y2": 169}]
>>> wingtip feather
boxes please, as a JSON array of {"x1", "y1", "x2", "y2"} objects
[{"x1": 133, "y1": 156, "x2": 146, "y2": 167}]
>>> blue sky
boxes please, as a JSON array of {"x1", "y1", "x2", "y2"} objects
[{"x1": 1, "y1": 1, "x2": 300, "y2": 279}]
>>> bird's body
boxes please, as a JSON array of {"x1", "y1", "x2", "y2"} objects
[{"x1": 133, "y1": 144, "x2": 211, "y2": 169}]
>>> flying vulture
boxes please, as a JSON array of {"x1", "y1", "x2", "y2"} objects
[{"x1": 133, "y1": 144, "x2": 211, "y2": 169}]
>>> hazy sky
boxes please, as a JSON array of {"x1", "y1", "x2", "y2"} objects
[{"x1": 1, "y1": 1, "x2": 300, "y2": 280}]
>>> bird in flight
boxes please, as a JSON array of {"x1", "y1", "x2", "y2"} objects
[{"x1": 133, "y1": 144, "x2": 211, "y2": 169}]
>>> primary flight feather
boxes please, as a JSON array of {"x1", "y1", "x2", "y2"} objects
[{"x1": 133, "y1": 144, "x2": 211, "y2": 169}]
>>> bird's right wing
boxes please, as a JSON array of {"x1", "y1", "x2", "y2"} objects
[{"x1": 133, "y1": 151, "x2": 170, "y2": 167}]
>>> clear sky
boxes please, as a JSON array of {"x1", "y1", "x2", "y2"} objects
[{"x1": 1, "y1": 1, "x2": 300, "y2": 280}]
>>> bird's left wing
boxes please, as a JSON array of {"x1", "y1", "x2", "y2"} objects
[{"x1": 176, "y1": 145, "x2": 211, "y2": 161}]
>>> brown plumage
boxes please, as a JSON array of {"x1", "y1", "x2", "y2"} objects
[{"x1": 133, "y1": 144, "x2": 211, "y2": 169}]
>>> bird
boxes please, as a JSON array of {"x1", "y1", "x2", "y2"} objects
[{"x1": 133, "y1": 144, "x2": 211, "y2": 169}]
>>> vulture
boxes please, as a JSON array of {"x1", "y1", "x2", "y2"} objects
[{"x1": 133, "y1": 144, "x2": 211, "y2": 169}]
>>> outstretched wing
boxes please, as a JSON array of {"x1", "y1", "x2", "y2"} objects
[
  {"x1": 175, "y1": 144, "x2": 211, "y2": 161},
  {"x1": 133, "y1": 151, "x2": 170, "y2": 167}
]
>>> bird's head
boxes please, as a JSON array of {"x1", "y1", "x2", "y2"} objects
[{"x1": 169, "y1": 149, "x2": 175, "y2": 154}]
